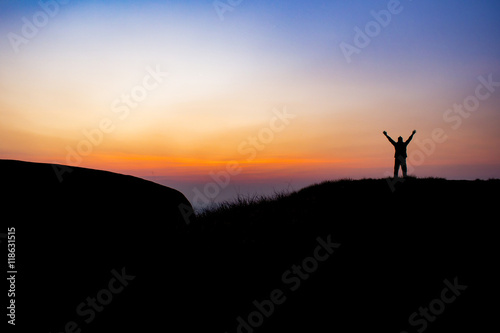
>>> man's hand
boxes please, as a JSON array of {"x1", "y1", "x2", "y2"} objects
[
  {"x1": 383, "y1": 131, "x2": 387, "y2": 135},
  {"x1": 412, "y1": 130, "x2": 416, "y2": 135}
]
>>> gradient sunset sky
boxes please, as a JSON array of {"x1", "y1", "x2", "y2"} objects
[{"x1": 1, "y1": 0, "x2": 499, "y2": 206}]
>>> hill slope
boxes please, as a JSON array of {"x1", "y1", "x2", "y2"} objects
[
  {"x1": 180, "y1": 177, "x2": 498, "y2": 332},
  {"x1": 1, "y1": 165, "x2": 497, "y2": 332}
]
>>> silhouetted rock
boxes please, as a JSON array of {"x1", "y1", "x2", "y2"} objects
[
  {"x1": 1, "y1": 159, "x2": 192, "y2": 226},
  {"x1": 1, "y1": 159, "x2": 193, "y2": 332}
]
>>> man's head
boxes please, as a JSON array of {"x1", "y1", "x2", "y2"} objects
[{"x1": 398, "y1": 136, "x2": 403, "y2": 142}]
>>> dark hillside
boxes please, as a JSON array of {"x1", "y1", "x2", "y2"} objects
[
  {"x1": 1, "y1": 161, "x2": 497, "y2": 332},
  {"x1": 180, "y1": 177, "x2": 498, "y2": 332}
]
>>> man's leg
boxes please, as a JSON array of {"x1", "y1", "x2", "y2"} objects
[
  {"x1": 394, "y1": 158, "x2": 401, "y2": 178},
  {"x1": 401, "y1": 159, "x2": 408, "y2": 178}
]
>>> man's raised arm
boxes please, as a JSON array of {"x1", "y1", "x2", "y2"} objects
[
  {"x1": 406, "y1": 130, "x2": 416, "y2": 144},
  {"x1": 383, "y1": 131, "x2": 396, "y2": 145}
]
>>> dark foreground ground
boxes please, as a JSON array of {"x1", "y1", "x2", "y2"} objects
[{"x1": 1, "y1": 160, "x2": 498, "y2": 332}]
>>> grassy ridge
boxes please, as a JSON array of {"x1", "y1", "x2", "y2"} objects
[{"x1": 176, "y1": 177, "x2": 498, "y2": 332}]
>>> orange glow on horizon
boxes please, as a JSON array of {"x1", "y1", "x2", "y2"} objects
[{"x1": 44, "y1": 153, "x2": 356, "y2": 179}]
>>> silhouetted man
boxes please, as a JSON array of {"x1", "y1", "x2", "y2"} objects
[{"x1": 383, "y1": 130, "x2": 416, "y2": 178}]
